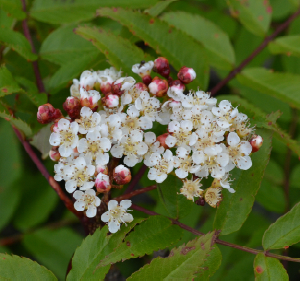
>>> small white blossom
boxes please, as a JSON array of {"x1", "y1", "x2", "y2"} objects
[
  {"x1": 212, "y1": 100, "x2": 238, "y2": 129},
  {"x1": 180, "y1": 178, "x2": 203, "y2": 201},
  {"x1": 77, "y1": 107, "x2": 101, "y2": 134},
  {"x1": 135, "y1": 91, "x2": 160, "y2": 121},
  {"x1": 101, "y1": 200, "x2": 133, "y2": 233},
  {"x1": 73, "y1": 189, "x2": 100, "y2": 218},
  {"x1": 80, "y1": 70, "x2": 97, "y2": 89},
  {"x1": 132, "y1": 61, "x2": 154, "y2": 77}
]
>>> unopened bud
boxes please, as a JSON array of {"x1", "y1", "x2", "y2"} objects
[
  {"x1": 49, "y1": 146, "x2": 60, "y2": 161},
  {"x1": 142, "y1": 74, "x2": 152, "y2": 86},
  {"x1": 177, "y1": 66, "x2": 196, "y2": 84},
  {"x1": 169, "y1": 79, "x2": 185, "y2": 91},
  {"x1": 80, "y1": 70, "x2": 97, "y2": 90},
  {"x1": 96, "y1": 164, "x2": 108, "y2": 176},
  {"x1": 153, "y1": 57, "x2": 170, "y2": 78},
  {"x1": 157, "y1": 133, "x2": 170, "y2": 149},
  {"x1": 113, "y1": 164, "x2": 131, "y2": 185},
  {"x1": 63, "y1": 96, "x2": 81, "y2": 119},
  {"x1": 100, "y1": 82, "x2": 112, "y2": 95},
  {"x1": 195, "y1": 198, "x2": 205, "y2": 206},
  {"x1": 102, "y1": 94, "x2": 119, "y2": 107},
  {"x1": 112, "y1": 77, "x2": 135, "y2": 96},
  {"x1": 249, "y1": 135, "x2": 263, "y2": 153},
  {"x1": 80, "y1": 88, "x2": 100, "y2": 111},
  {"x1": 148, "y1": 77, "x2": 168, "y2": 97},
  {"x1": 37, "y1": 103, "x2": 63, "y2": 124},
  {"x1": 112, "y1": 81, "x2": 124, "y2": 96},
  {"x1": 95, "y1": 173, "x2": 111, "y2": 193},
  {"x1": 135, "y1": 82, "x2": 148, "y2": 92}
]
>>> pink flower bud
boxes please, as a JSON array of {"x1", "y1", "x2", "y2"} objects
[
  {"x1": 49, "y1": 147, "x2": 60, "y2": 161},
  {"x1": 113, "y1": 165, "x2": 131, "y2": 185},
  {"x1": 148, "y1": 77, "x2": 168, "y2": 97},
  {"x1": 177, "y1": 66, "x2": 196, "y2": 84},
  {"x1": 157, "y1": 133, "x2": 170, "y2": 149},
  {"x1": 250, "y1": 135, "x2": 263, "y2": 153},
  {"x1": 102, "y1": 94, "x2": 119, "y2": 107},
  {"x1": 135, "y1": 82, "x2": 148, "y2": 92},
  {"x1": 169, "y1": 80, "x2": 185, "y2": 92},
  {"x1": 63, "y1": 96, "x2": 81, "y2": 119},
  {"x1": 153, "y1": 57, "x2": 170, "y2": 78},
  {"x1": 37, "y1": 103, "x2": 63, "y2": 124},
  {"x1": 142, "y1": 74, "x2": 152, "y2": 86},
  {"x1": 80, "y1": 89, "x2": 100, "y2": 111},
  {"x1": 100, "y1": 82, "x2": 112, "y2": 95},
  {"x1": 95, "y1": 173, "x2": 111, "y2": 193},
  {"x1": 111, "y1": 81, "x2": 124, "y2": 96},
  {"x1": 96, "y1": 164, "x2": 108, "y2": 176}
]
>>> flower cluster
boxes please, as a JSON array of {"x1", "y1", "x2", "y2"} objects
[{"x1": 38, "y1": 57, "x2": 263, "y2": 232}]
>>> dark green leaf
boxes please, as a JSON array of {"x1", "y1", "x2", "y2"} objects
[
  {"x1": 67, "y1": 218, "x2": 145, "y2": 280},
  {"x1": 0, "y1": 0, "x2": 26, "y2": 20},
  {"x1": 0, "y1": 9, "x2": 14, "y2": 28},
  {"x1": 97, "y1": 8, "x2": 209, "y2": 90},
  {"x1": 97, "y1": 216, "x2": 183, "y2": 269},
  {"x1": 30, "y1": 0, "x2": 159, "y2": 24},
  {"x1": 161, "y1": 12, "x2": 235, "y2": 70},
  {"x1": 254, "y1": 253, "x2": 288, "y2": 280},
  {"x1": 269, "y1": 36, "x2": 300, "y2": 58},
  {"x1": 0, "y1": 65, "x2": 21, "y2": 97},
  {"x1": 290, "y1": 164, "x2": 300, "y2": 188},
  {"x1": 157, "y1": 174, "x2": 193, "y2": 219},
  {"x1": 262, "y1": 202, "x2": 300, "y2": 249},
  {"x1": 214, "y1": 129, "x2": 272, "y2": 235},
  {"x1": 145, "y1": 0, "x2": 176, "y2": 17},
  {"x1": 128, "y1": 232, "x2": 216, "y2": 280},
  {"x1": 0, "y1": 253, "x2": 57, "y2": 280}
]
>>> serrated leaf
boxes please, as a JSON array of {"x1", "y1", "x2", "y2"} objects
[
  {"x1": 40, "y1": 25, "x2": 99, "y2": 66},
  {"x1": 0, "y1": 253, "x2": 57, "y2": 280},
  {"x1": 67, "y1": 218, "x2": 145, "y2": 280},
  {"x1": 161, "y1": 12, "x2": 235, "y2": 70},
  {"x1": 157, "y1": 174, "x2": 193, "y2": 219},
  {"x1": 30, "y1": 0, "x2": 159, "y2": 24},
  {"x1": 97, "y1": 215, "x2": 183, "y2": 269},
  {"x1": 227, "y1": 0, "x2": 272, "y2": 36},
  {"x1": 128, "y1": 232, "x2": 216, "y2": 280},
  {"x1": 0, "y1": 0, "x2": 26, "y2": 20},
  {"x1": 75, "y1": 26, "x2": 150, "y2": 79},
  {"x1": 269, "y1": 35, "x2": 300, "y2": 58},
  {"x1": 23, "y1": 227, "x2": 83, "y2": 280},
  {"x1": 0, "y1": 65, "x2": 21, "y2": 97},
  {"x1": 0, "y1": 27, "x2": 37, "y2": 60},
  {"x1": 262, "y1": 202, "x2": 300, "y2": 249},
  {"x1": 145, "y1": 0, "x2": 176, "y2": 17},
  {"x1": 97, "y1": 8, "x2": 209, "y2": 90},
  {"x1": 237, "y1": 68, "x2": 300, "y2": 109},
  {"x1": 254, "y1": 253, "x2": 288, "y2": 280},
  {"x1": 213, "y1": 129, "x2": 272, "y2": 235}
]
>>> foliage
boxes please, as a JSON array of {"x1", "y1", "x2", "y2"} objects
[{"x1": 0, "y1": 0, "x2": 300, "y2": 280}]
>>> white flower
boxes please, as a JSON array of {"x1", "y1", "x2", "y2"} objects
[
  {"x1": 73, "y1": 189, "x2": 100, "y2": 218},
  {"x1": 77, "y1": 130, "x2": 111, "y2": 165},
  {"x1": 80, "y1": 70, "x2": 97, "y2": 90},
  {"x1": 132, "y1": 61, "x2": 154, "y2": 77},
  {"x1": 231, "y1": 113, "x2": 253, "y2": 139},
  {"x1": 64, "y1": 156, "x2": 95, "y2": 193},
  {"x1": 216, "y1": 173, "x2": 235, "y2": 193},
  {"x1": 80, "y1": 88, "x2": 101, "y2": 108},
  {"x1": 49, "y1": 119, "x2": 79, "y2": 157},
  {"x1": 101, "y1": 200, "x2": 133, "y2": 233},
  {"x1": 227, "y1": 132, "x2": 252, "y2": 170},
  {"x1": 180, "y1": 178, "x2": 203, "y2": 201},
  {"x1": 147, "y1": 149, "x2": 174, "y2": 183},
  {"x1": 192, "y1": 127, "x2": 224, "y2": 152},
  {"x1": 97, "y1": 67, "x2": 122, "y2": 81},
  {"x1": 70, "y1": 79, "x2": 80, "y2": 98},
  {"x1": 110, "y1": 130, "x2": 148, "y2": 167},
  {"x1": 212, "y1": 100, "x2": 238, "y2": 129},
  {"x1": 77, "y1": 107, "x2": 101, "y2": 134},
  {"x1": 173, "y1": 147, "x2": 201, "y2": 178},
  {"x1": 167, "y1": 83, "x2": 185, "y2": 101},
  {"x1": 166, "y1": 120, "x2": 198, "y2": 148},
  {"x1": 135, "y1": 91, "x2": 160, "y2": 121},
  {"x1": 114, "y1": 77, "x2": 136, "y2": 91},
  {"x1": 99, "y1": 113, "x2": 123, "y2": 143},
  {"x1": 143, "y1": 132, "x2": 165, "y2": 166},
  {"x1": 181, "y1": 91, "x2": 216, "y2": 109}
]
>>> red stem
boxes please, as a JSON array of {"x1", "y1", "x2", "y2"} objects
[
  {"x1": 210, "y1": 7, "x2": 300, "y2": 96},
  {"x1": 124, "y1": 164, "x2": 148, "y2": 194},
  {"x1": 115, "y1": 185, "x2": 157, "y2": 201}
]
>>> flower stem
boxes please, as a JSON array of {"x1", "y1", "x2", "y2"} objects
[
  {"x1": 124, "y1": 164, "x2": 148, "y2": 194},
  {"x1": 114, "y1": 185, "x2": 157, "y2": 201}
]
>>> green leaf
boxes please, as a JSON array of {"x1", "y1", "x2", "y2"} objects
[
  {"x1": 75, "y1": 26, "x2": 150, "y2": 79},
  {"x1": 30, "y1": 0, "x2": 159, "y2": 24},
  {"x1": 0, "y1": 253, "x2": 57, "y2": 280},
  {"x1": 157, "y1": 174, "x2": 193, "y2": 219},
  {"x1": 97, "y1": 8, "x2": 209, "y2": 90},
  {"x1": 128, "y1": 232, "x2": 216, "y2": 280},
  {"x1": 0, "y1": 28, "x2": 37, "y2": 61},
  {"x1": 194, "y1": 246, "x2": 222, "y2": 280},
  {"x1": 97, "y1": 216, "x2": 183, "y2": 268},
  {"x1": 23, "y1": 227, "x2": 83, "y2": 280},
  {"x1": 214, "y1": 129, "x2": 272, "y2": 235},
  {"x1": 161, "y1": 12, "x2": 235, "y2": 70},
  {"x1": 40, "y1": 25, "x2": 99, "y2": 66},
  {"x1": 0, "y1": 9, "x2": 14, "y2": 29},
  {"x1": 0, "y1": 65, "x2": 21, "y2": 97},
  {"x1": 262, "y1": 202, "x2": 300, "y2": 249},
  {"x1": 254, "y1": 253, "x2": 288, "y2": 280},
  {"x1": 290, "y1": 164, "x2": 300, "y2": 188},
  {"x1": 269, "y1": 36, "x2": 300, "y2": 58},
  {"x1": 30, "y1": 124, "x2": 52, "y2": 155},
  {"x1": 145, "y1": 0, "x2": 176, "y2": 17},
  {"x1": 67, "y1": 218, "x2": 145, "y2": 280},
  {"x1": 237, "y1": 68, "x2": 300, "y2": 109},
  {"x1": 0, "y1": 0, "x2": 26, "y2": 20},
  {"x1": 227, "y1": 0, "x2": 272, "y2": 36}
]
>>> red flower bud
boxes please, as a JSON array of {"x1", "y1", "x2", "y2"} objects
[
  {"x1": 177, "y1": 66, "x2": 196, "y2": 84},
  {"x1": 63, "y1": 96, "x2": 81, "y2": 119},
  {"x1": 153, "y1": 57, "x2": 170, "y2": 78},
  {"x1": 111, "y1": 82, "x2": 124, "y2": 96},
  {"x1": 49, "y1": 146, "x2": 61, "y2": 161},
  {"x1": 135, "y1": 82, "x2": 148, "y2": 92},
  {"x1": 95, "y1": 173, "x2": 111, "y2": 193},
  {"x1": 102, "y1": 94, "x2": 119, "y2": 107},
  {"x1": 157, "y1": 133, "x2": 170, "y2": 149},
  {"x1": 250, "y1": 135, "x2": 263, "y2": 153},
  {"x1": 148, "y1": 77, "x2": 168, "y2": 97},
  {"x1": 113, "y1": 165, "x2": 131, "y2": 185},
  {"x1": 142, "y1": 74, "x2": 152, "y2": 86},
  {"x1": 100, "y1": 82, "x2": 112, "y2": 95},
  {"x1": 37, "y1": 103, "x2": 63, "y2": 124}
]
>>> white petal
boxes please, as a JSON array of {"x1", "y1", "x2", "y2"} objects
[
  {"x1": 136, "y1": 142, "x2": 148, "y2": 155},
  {"x1": 168, "y1": 121, "x2": 180, "y2": 132},
  {"x1": 156, "y1": 174, "x2": 167, "y2": 183},
  {"x1": 86, "y1": 130, "x2": 100, "y2": 142},
  {"x1": 240, "y1": 141, "x2": 252, "y2": 155},
  {"x1": 228, "y1": 132, "x2": 240, "y2": 146},
  {"x1": 80, "y1": 181, "x2": 95, "y2": 190},
  {"x1": 108, "y1": 221, "x2": 120, "y2": 233},
  {"x1": 130, "y1": 130, "x2": 143, "y2": 142},
  {"x1": 96, "y1": 153, "x2": 109, "y2": 165},
  {"x1": 85, "y1": 189, "x2": 96, "y2": 196},
  {"x1": 180, "y1": 120, "x2": 193, "y2": 131},
  {"x1": 100, "y1": 138, "x2": 111, "y2": 152},
  {"x1": 111, "y1": 144, "x2": 124, "y2": 158},
  {"x1": 127, "y1": 106, "x2": 139, "y2": 118},
  {"x1": 58, "y1": 118, "x2": 70, "y2": 130},
  {"x1": 86, "y1": 206, "x2": 97, "y2": 218},
  {"x1": 87, "y1": 165, "x2": 95, "y2": 176},
  {"x1": 77, "y1": 138, "x2": 88, "y2": 153},
  {"x1": 192, "y1": 151, "x2": 204, "y2": 164},
  {"x1": 70, "y1": 121, "x2": 79, "y2": 134},
  {"x1": 120, "y1": 200, "x2": 132, "y2": 210},
  {"x1": 73, "y1": 190, "x2": 84, "y2": 200},
  {"x1": 59, "y1": 145, "x2": 73, "y2": 157},
  {"x1": 189, "y1": 132, "x2": 198, "y2": 146},
  {"x1": 121, "y1": 213, "x2": 133, "y2": 223},
  {"x1": 165, "y1": 135, "x2": 177, "y2": 147},
  {"x1": 144, "y1": 132, "x2": 156, "y2": 144},
  {"x1": 237, "y1": 156, "x2": 252, "y2": 170},
  {"x1": 81, "y1": 106, "x2": 93, "y2": 118},
  {"x1": 217, "y1": 153, "x2": 229, "y2": 167},
  {"x1": 139, "y1": 117, "x2": 152, "y2": 130},
  {"x1": 101, "y1": 211, "x2": 110, "y2": 222},
  {"x1": 49, "y1": 133, "x2": 61, "y2": 146},
  {"x1": 74, "y1": 200, "x2": 85, "y2": 211},
  {"x1": 175, "y1": 168, "x2": 188, "y2": 179},
  {"x1": 65, "y1": 180, "x2": 77, "y2": 193},
  {"x1": 124, "y1": 155, "x2": 139, "y2": 167},
  {"x1": 108, "y1": 200, "x2": 118, "y2": 210}
]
